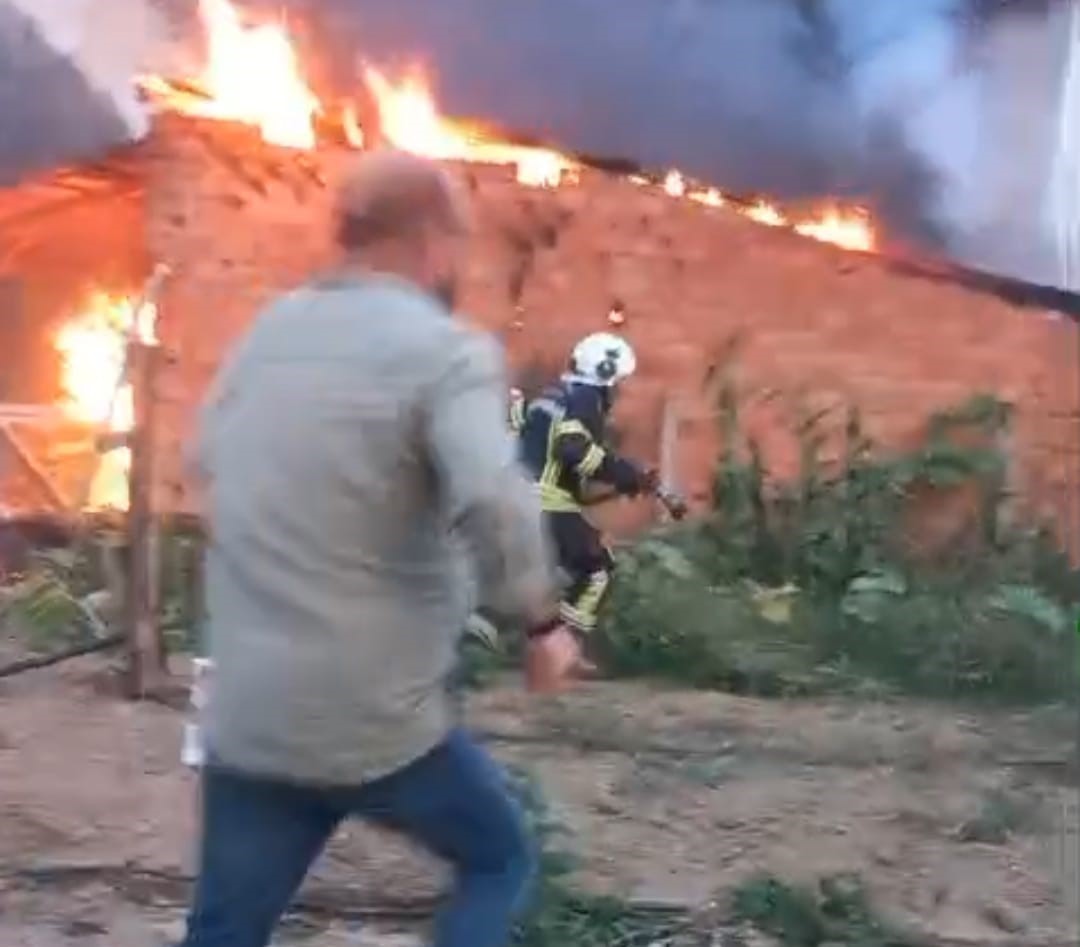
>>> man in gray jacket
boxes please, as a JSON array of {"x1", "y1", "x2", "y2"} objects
[{"x1": 180, "y1": 151, "x2": 581, "y2": 947}]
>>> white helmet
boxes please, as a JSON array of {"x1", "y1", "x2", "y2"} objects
[{"x1": 565, "y1": 332, "x2": 637, "y2": 388}]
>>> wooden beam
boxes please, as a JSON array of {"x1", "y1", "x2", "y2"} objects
[{"x1": 0, "y1": 422, "x2": 71, "y2": 511}]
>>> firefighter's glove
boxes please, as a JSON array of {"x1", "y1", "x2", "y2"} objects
[
  {"x1": 609, "y1": 458, "x2": 647, "y2": 496},
  {"x1": 639, "y1": 466, "x2": 662, "y2": 495}
]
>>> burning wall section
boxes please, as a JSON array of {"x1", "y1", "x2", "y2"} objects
[
  {"x1": 144, "y1": 115, "x2": 1080, "y2": 546},
  {"x1": 0, "y1": 162, "x2": 149, "y2": 512}
]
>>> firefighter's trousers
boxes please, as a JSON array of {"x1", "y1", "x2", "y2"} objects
[{"x1": 544, "y1": 511, "x2": 614, "y2": 635}]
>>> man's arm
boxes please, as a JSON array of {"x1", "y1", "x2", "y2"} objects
[{"x1": 425, "y1": 332, "x2": 558, "y2": 629}]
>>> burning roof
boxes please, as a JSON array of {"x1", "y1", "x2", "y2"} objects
[{"x1": 135, "y1": 0, "x2": 879, "y2": 255}]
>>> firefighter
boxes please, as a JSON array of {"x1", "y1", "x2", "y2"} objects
[{"x1": 517, "y1": 332, "x2": 657, "y2": 638}]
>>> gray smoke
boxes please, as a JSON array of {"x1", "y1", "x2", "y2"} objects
[
  {"x1": 254, "y1": 0, "x2": 1071, "y2": 287},
  {"x1": 0, "y1": 2, "x2": 129, "y2": 185},
  {"x1": 0, "y1": 0, "x2": 165, "y2": 187},
  {"x1": 1043, "y1": 0, "x2": 1080, "y2": 290}
]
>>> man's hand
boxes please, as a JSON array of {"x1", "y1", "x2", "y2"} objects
[{"x1": 525, "y1": 625, "x2": 587, "y2": 693}]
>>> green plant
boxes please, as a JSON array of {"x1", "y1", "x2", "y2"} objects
[
  {"x1": 956, "y1": 786, "x2": 1042, "y2": 844},
  {"x1": 596, "y1": 372, "x2": 1079, "y2": 704},
  {"x1": 1, "y1": 548, "x2": 108, "y2": 651},
  {"x1": 157, "y1": 523, "x2": 207, "y2": 654},
  {"x1": 597, "y1": 552, "x2": 825, "y2": 696},
  {"x1": 706, "y1": 382, "x2": 1018, "y2": 596},
  {"x1": 507, "y1": 767, "x2": 682, "y2": 947},
  {"x1": 732, "y1": 873, "x2": 923, "y2": 947}
]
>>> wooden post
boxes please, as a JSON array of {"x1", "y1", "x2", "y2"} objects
[
  {"x1": 657, "y1": 396, "x2": 679, "y2": 521},
  {"x1": 125, "y1": 340, "x2": 168, "y2": 699}
]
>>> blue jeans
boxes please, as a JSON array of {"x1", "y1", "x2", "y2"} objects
[{"x1": 179, "y1": 729, "x2": 536, "y2": 947}]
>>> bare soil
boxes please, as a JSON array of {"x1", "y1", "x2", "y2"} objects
[{"x1": 0, "y1": 655, "x2": 1076, "y2": 946}]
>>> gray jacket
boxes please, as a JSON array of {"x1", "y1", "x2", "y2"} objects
[{"x1": 196, "y1": 273, "x2": 554, "y2": 785}]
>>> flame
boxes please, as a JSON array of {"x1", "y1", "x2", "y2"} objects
[
  {"x1": 745, "y1": 200, "x2": 786, "y2": 228},
  {"x1": 54, "y1": 293, "x2": 158, "y2": 510},
  {"x1": 663, "y1": 170, "x2": 686, "y2": 197},
  {"x1": 139, "y1": 0, "x2": 875, "y2": 250},
  {"x1": 689, "y1": 188, "x2": 725, "y2": 208},
  {"x1": 341, "y1": 104, "x2": 365, "y2": 149},
  {"x1": 141, "y1": 0, "x2": 319, "y2": 148},
  {"x1": 361, "y1": 65, "x2": 575, "y2": 187},
  {"x1": 794, "y1": 208, "x2": 875, "y2": 253}
]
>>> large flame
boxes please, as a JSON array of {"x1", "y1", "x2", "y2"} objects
[
  {"x1": 361, "y1": 66, "x2": 574, "y2": 187},
  {"x1": 54, "y1": 293, "x2": 158, "y2": 510},
  {"x1": 139, "y1": 0, "x2": 877, "y2": 250},
  {"x1": 141, "y1": 0, "x2": 319, "y2": 148}
]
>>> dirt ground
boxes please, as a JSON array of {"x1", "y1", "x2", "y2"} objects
[{"x1": 0, "y1": 655, "x2": 1076, "y2": 946}]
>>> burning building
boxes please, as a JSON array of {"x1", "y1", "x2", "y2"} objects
[{"x1": 0, "y1": 0, "x2": 1078, "y2": 552}]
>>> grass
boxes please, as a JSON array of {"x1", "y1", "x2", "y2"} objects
[
  {"x1": 955, "y1": 786, "x2": 1042, "y2": 845},
  {"x1": 508, "y1": 767, "x2": 928, "y2": 947},
  {"x1": 507, "y1": 767, "x2": 686, "y2": 947},
  {"x1": 731, "y1": 873, "x2": 925, "y2": 947}
]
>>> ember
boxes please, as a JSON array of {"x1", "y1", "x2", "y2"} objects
[
  {"x1": 54, "y1": 292, "x2": 157, "y2": 510},
  {"x1": 137, "y1": 0, "x2": 877, "y2": 252}
]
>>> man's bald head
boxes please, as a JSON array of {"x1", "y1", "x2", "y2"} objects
[{"x1": 335, "y1": 150, "x2": 469, "y2": 252}]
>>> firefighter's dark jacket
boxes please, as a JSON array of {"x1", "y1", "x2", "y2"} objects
[{"x1": 516, "y1": 380, "x2": 644, "y2": 512}]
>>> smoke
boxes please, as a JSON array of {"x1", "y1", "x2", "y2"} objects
[
  {"x1": 2, "y1": 0, "x2": 1063, "y2": 286},
  {"x1": 1045, "y1": 0, "x2": 1080, "y2": 290},
  {"x1": 263, "y1": 0, "x2": 1071, "y2": 286},
  {"x1": 0, "y1": 2, "x2": 125, "y2": 185},
  {"x1": 0, "y1": 0, "x2": 164, "y2": 186}
]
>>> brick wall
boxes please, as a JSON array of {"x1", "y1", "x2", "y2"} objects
[{"x1": 143, "y1": 116, "x2": 1080, "y2": 548}]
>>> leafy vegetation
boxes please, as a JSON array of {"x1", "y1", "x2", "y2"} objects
[
  {"x1": 597, "y1": 362, "x2": 1078, "y2": 703},
  {"x1": 0, "y1": 520, "x2": 205, "y2": 659},
  {"x1": 731, "y1": 873, "x2": 924, "y2": 947},
  {"x1": 0, "y1": 547, "x2": 113, "y2": 652}
]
